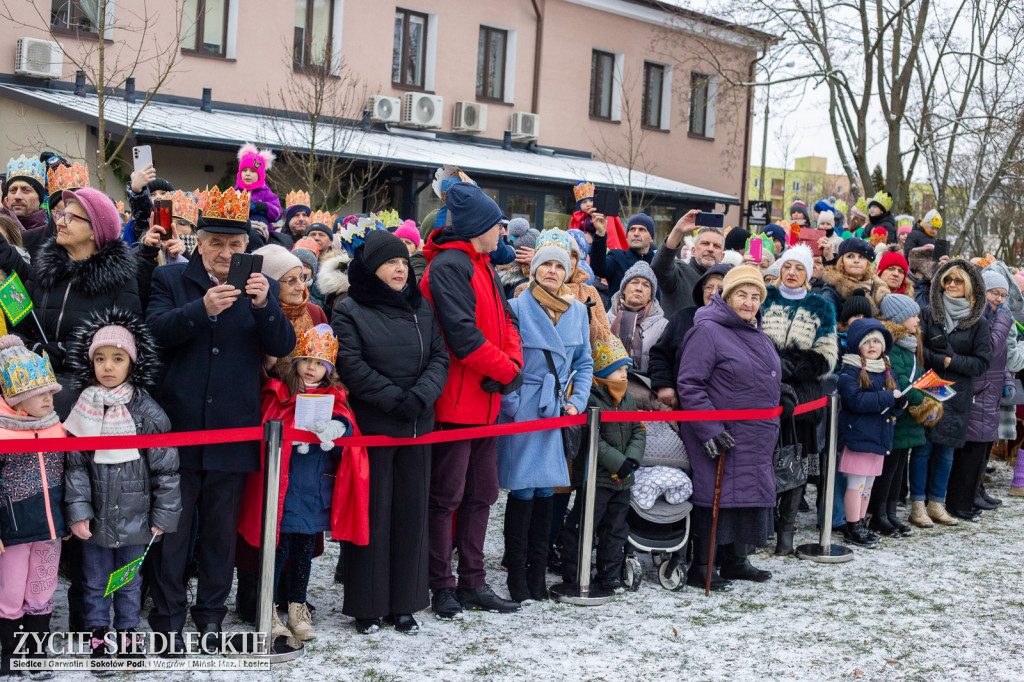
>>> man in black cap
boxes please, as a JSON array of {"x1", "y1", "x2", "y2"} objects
[
  {"x1": 145, "y1": 187, "x2": 296, "y2": 655},
  {"x1": 591, "y1": 213, "x2": 658, "y2": 295}
]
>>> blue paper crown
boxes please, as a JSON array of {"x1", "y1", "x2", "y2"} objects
[
  {"x1": 5, "y1": 155, "x2": 46, "y2": 189},
  {"x1": 0, "y1": 351, "x2": 57, "y2": 401},
  {"x1": 337, "y1": 217, "x2": 384, "y2": 257}
]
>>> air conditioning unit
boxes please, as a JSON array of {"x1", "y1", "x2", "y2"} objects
[
  {"x1": 401, "y1": 92, "x2": 444, "y2": 129},
  {"x1": 511, "y1": 112, "x2": 540, "y2": 141},
  {"x1": 452, "y1": 101, "x2": 487, "y2": 134},
  {"x1": 366, "y1": 95, "x2": 400, "y2": 123},
  {"x1": 14, "y1": 38, "x2": 63, "y2": 79}
]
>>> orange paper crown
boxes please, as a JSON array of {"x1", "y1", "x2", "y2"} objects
[
  {"x1": 295, "y1": 324, "x2": 338, "y2": 370},
  {"x1": 286, "y1": 190, "x2": 311, "y2": 211},
  {"x1": 193, "y1": 188, "x2": 208, "y2": 211},
  {"x1": 171, "y1": 191, "x2": 199, "y2": 226},
  {"x1": 115, "y1": 200, "x2": 127, "y2": 223},
  {"x1": 202, "y1": 186, "x2": 250, "y2": 223},
  {"x1": 309, "y1": 210, "x2": 335, "y2": 228},
  {"x1": 574, "y1": 181, "x2": 595, "y2": 204},
  {"x1": 46, "y1": 162, "x2": 90, "y2": 195}
]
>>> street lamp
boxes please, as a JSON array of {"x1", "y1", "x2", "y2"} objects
[{"x1": 758, "y1": 61, "x2": 795, "y2": 203}]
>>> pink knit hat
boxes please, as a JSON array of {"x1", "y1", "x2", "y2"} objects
[
  {"x1": 236, "y1": 143, "x2": 274, "y2": 190},
  {"x1": 62, "y1": 188, "x2": 122, "y2": 249},
  {"x1": 89, "y1": 325, "x2": 137, "y2": 362},
  {"x1": 394, "y1": 219, "x2": 421, "y2": 249},
  {"x1": 1014, "y1": 272, "x2": 1024, "y2": 293}
]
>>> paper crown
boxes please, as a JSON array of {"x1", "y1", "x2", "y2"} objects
[
  {"x1": 896, "y1": 215, "x2": 914, "y2": 229},
  {"x1": 869, "y1": 190, "x2": 893, "y2": 212},
  {"x1": 294, "y1": 324, "x2": 338, "y2": 370},
  {"x1": 46, "y1": 162, "x2": 89, "y2": 195},
  {"x1": 201, "y1": 186, "x2": 250, "y2": 223},
  {"x1": 833, "y1": 198, "x2": 848, "y2": 215},
  {"x1": 192, "y1": 188, "x2": 207, "y2": 211},
  {"x1": 536, "y1": 228, "x2": 573, "y2": 254},
  {"x1": 0, "y1": 350, "x2": 58, "y2": 401},
  {"x1": 592, "y1": 337, "x2": 631, "y2": 374},
  {"x1": 574, "y1": 181, "x2": 595, "y2": 204},
  {"x1": 923, "y1": 209, "x2": 942, "y2": 230},
  {"x1": 375, "y1": 209, "x2": 401, "y2": 230},
  {"x1": 293, "y1": 237, "x2": 319, "y2": 255},
  {"x1": 171, "y1": 191, "x2": 199, "y2": 226},
  {"x1": 338, "y1": 217, "x2": 383, "y2": 257},
  {"x1": 5, "y1": 155, "x2": 46, "y2": 188},
  {"x1": 855, "y1": 197, "x2": 869, "y2": 213},
  {"x1": 286, "y1": 190, "x2": 311, "y2": 211},
  {"x1": 432, "y1": 165, "x2": 475, "y2": 228},
  {"x1": 309, "y1": 210, "x2": 335, "y2": 228}
]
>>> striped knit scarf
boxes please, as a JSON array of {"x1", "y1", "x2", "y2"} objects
[{"x1": 64, "y1": 383, "x2": 138, "y2": 464}]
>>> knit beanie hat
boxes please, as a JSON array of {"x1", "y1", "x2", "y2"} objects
[
  {"x1": 567, "y1": 228, "x2": 589, "y2": 258},
  {"x1": 1014, "y1": 273, "x2": 1024, "y2": 293},
  {"x1": 361, "y1": 229, "x2": 410, "y2": 273},
  {"x1": 838, "y1": 237, "x2": 875, "y2": 262},
  {"x1": 0, "y1": 335, "x2": 61, "y2": 405},
  {"x1": 88, "y1": 325, "x2": 138, "y2": 363},
  {"x1": 306, "y1": 223, "x2": 333, "y2": 242},
  {"x1": 724, "y1": 227, "x2": 752, "y2": 252},
  {"x1": 446, "y1": 182, "x2": 502, "y2": 239},
  {"x1": 877, "y1": 250, "x2": 908, "y2": 276},
  {"x1": 983, "y1": 269, "x2": 1009, "y2": 292},
  {"x1": 531, "y1": 229, "x2": 573, "y2": 280},
  {"x1": 880, "y1": 294, "x2": 919, "y2": 324},
  {"x1": 814, "y1": 200, "x2": 834, "y2": 215},
  {"x1": 292, "y1": 238, "x2": 320, "y2": 278},
  {"x1": 817, "y1": 211, "x2": 835, "y2": 228},
  {"x1": 721, "y1": 250, "x2": 744, "y2": 267},
  {"x1": 618, "y1": 260, "x2": 658, "y2": 298},
  {"x1": 507, "y1": 217, "x2": 531, "y2": 244},
  {"x1": 839, "y1": 290, "x2": 872, "y2": 325},
  {"x1": 592, "y1": 337, "x2": 632, "y2": 379},
  {"x1": 777, "y1": 243, "x2": 813, "y2": 280},
  {"x1": 848, "y1": 317, "x2": 893, "y2": 352},
  {"x1": 789, "y1": 201, "x2": 810, "y2": 224},
  {"x1": 236, "y1": 143, "x2": 274, "y2": 190},
  {"x1": 848, "y1": 202, "x2": 868, "y2": 220},
  {"x1": 627, "y1": 213, "x2": 656, "y2": 238},
  {"x1": 764, "y1": 260, "x2": 782, "y2": 280},
  {"x1": 419, "y1": 209, "x2": 438, "y2": 242},
  {"x1": 147, "y1": 178, "x2": 174, "y2": 195},
  {"x1": 394, "y1": 219, "x2": 421, "y2": 249},
  {"x1": 62, "y1": 188, "x2": 122, "y2": 249},
  {"x1": 722, "y1": 265, "x2": 766, "y2": 303},
  {"x1": 254, "y1": 244, "x2": 303, "y2": 281},
  {"x1": 761, "y1": 223, "x2": 787, "y2": 248}
]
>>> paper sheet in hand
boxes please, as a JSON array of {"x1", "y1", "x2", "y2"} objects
[{"x1": 295, "y1": 394, "x2": 335, "y2": 429}]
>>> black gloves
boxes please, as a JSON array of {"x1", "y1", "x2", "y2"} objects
[
  {"x1": 394, "y1": 393, "x2": 424, "y2": 419},
  {"x1": 481, "y1": 370, "x2": 524, "y2": 395},
  {"x1": 35, "y1": 341, "x2": 65, "y2": 365},
  {"x1": 780, "y1": 358, "x2": 796, "y2": 382},
  {"x1": 701, "y1": 430, "x2": 736, "y2": 460},
  {"x1": 780, "y1": 394, "x2": 797, "y2": 419},
  {"x1": 250, "y1": 200, "x2": 269, "y2": 216},
  {"x1": 612, "y1": 460, "x2": 637, "y2": 480}
]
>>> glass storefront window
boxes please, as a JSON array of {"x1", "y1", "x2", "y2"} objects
[
  {"x1": 544, "y1": 194, "x2": 572, "y2": 230},
  {"x1": 648, "y1": 205, "x2": 677, "y2": 244},
  {"x1": 506, "y1": 194, "x2": 537, "y2": 223}
]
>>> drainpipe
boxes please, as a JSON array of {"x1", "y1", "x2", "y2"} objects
[{"x1": 530, "y1": 0, "x2": 543, "y2": 114}]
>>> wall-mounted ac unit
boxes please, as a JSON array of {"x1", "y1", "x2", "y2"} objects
[
  {"x1": 14, "y1": 38, "x2": 63, "y2": 79},
  {"x1": 367, "y1": 95, "x2": 401, "y2": 123},
  {"x1": 453, "y1": 101, "x2": 487, "y2": 134},
  {"x1": 401, "y1": 92, "x2": 444, "y2": 129},
  {"x1": 511, "y1": 112, "x2": 540, "y2": 141}
]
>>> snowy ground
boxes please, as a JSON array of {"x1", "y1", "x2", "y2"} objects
[{"x1": 45, "y1": 463, "x2": 1024, "y2": 681}]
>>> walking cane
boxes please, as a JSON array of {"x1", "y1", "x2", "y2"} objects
[{"x1": 705, "y1": 453, "x2": 726, "y2": 597}]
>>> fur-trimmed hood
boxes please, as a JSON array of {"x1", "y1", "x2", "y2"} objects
[
  {"x1": 881, "y1": 319, "x2": 914, "y2": 343},
  {"x1": 929, "y1": 258, "x2": 986, "y2": 332},
  {"x1": 315, "y1": 251, "x2": 352, "y2": 297},
  {"x1": 63, "y1": 307, "x2": 161, "y2": 391},
  {"x1": 33, "y1": 237, "x2": 136, "y2": 297},
  {"x1": 822, "y1": 265, "x2": 890, "y2": 308}
]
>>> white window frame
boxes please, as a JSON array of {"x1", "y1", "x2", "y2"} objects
[
  {"x1": 793, "y1": 181, "x2": 801, "y2": 192},
  {"x1": 479, "y1": 22, "x2": 517, "y2": 104}
]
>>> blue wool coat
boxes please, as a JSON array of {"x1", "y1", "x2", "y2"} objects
[
  {"x1": 497, "y1": 292, "x2": 593, "y2": 491},
  {"x1": 837, "y1": 363, "x2": 899, "y2": 456}
]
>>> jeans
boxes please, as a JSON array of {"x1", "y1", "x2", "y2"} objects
[
  {"x1": 273, "y1": 533, "x2": 315, "y2": 604},
  {"x1": 909, "y1": 441, "x2": 956, "y2": 503},
  {"x1": 508, "y1": 487, "x2": 553, "y2": 500},
  {"x1": 81, "y1": 542, "x2": 146, "y2": 630}
]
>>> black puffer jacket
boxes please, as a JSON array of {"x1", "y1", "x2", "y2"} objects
[
  {"x1": 920, "y1": 258, "x2": 991, "y2": 448},
  {"x1": 332, "y1": 249, "x2": 449, "y2": 438}
]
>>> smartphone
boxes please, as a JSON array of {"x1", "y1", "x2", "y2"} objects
[
  {"x1": 797, "y1": 227, "x2": 826, "y2": 256},
  {"x1": 132, "y1": 145, "x2": 152, "y2": 174},
  {"x1": 749, "y1": 238, "x2": 763, "y2": 263},
  {"x1": 593, "y1": 188, "x2": 620, "y2": 218},
  {"x1": 695, "y1": 212, "x2": 725, "y2": 228},
  {"x1": 227, "y1": 253, "x2": 255, "y2": 298},
  {"x1": 933, "y1": 239, "x2": 949, "y2": 261},
  {"x1": 153, "y1": 199, "x2": 173, "y2": 241}
]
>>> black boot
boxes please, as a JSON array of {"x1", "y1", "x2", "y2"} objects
[
  {"x1": 526, "y1": 496, "x2": 553, "y2": 601},
  {"x1": 116, "y1": 628, "x2": 145, "y2": 660},
  {"x1": 685, "y1": 536, "x2": 733, "y2": 592},
  {"x1": 867, "y1": 512, "x2": 898, "y2": 537},
  {"x1": 234, "y1": 569, "x2": 257, "y2": 625},
  {"x1": 774, "y1": 487, "x2": 800, "y2": 556},
  {"x1": 843, "y1": 520, "x2": 880, "y2": 547},
  {"x1": 0, "y1": 617, "x2": 21, "y2": 677},
  {"x1": 502, "y1": 496, "x2": 532, "y2": 603},
  {"x1": 719, "y1": 543, "x2": 772, "y2": 582},
  {"x1": 21, "y1": 613, "x2": 54, "y2": 679},
  {"x1": 886, "y1": 501, "x2": 913, "y2": 536},
  {"x1": 775, "y1": 530, "x2": 794, "y2": 556},
  {"x1": 980, "y1": 486, "x2": 1002, "y2": 507}
]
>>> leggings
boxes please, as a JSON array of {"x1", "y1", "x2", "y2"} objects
[{"x1": 844, "y1": 475, "x2": 875, "y2": 523}]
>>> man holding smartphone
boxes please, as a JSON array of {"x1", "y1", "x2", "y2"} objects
[
  {"x1": 591, "y1": 213, "x2": 659, "y2": 295},
  {"x1": 652, "y1": 209, "x2": 725, "y2": 315}
]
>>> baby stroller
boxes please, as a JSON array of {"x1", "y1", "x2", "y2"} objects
[{"x1": 621, "y1": 374, "x2": 693, "y2": 591}]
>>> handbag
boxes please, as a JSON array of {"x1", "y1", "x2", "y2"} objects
[
  {"x1": 543, "y1": 350, "x2": 584, "y2": 460},
  {"x1": 773, "y1": 417, "x2": 806, "y2": 493}
]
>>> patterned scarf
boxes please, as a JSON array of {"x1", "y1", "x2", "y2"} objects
[
  {"x1": 274, "y1": 288, "x2": 314, "y2": 378},
  {"x1": 841, "y1": 353, "x2": 887, "y2": 374},
  {"x1": 611, "y1": 299, "x2": 652, "y2": 368},
  {"x1": 64, "y1": 383, "x2": 138, "y2": 464},
  {"x1": 529, "y1": 280, "x2": 572, "y2": 325}
]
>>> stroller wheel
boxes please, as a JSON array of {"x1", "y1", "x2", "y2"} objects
[
  {"x1": 658, "y1": 558, "x2": 685, "y2": 591},
  {"x1": 622, "y1": 556, "x2": 643, "y2": 592},
  {"x1": 651, "y1": 552, "x2": 665, "y2": 568}
]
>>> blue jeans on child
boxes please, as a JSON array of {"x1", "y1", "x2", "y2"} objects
[
  {"x1": 273, "y1": 533, "x2": 316, "y2": 604},
  {"x1": 508, "y1": 488, "x2": 553, "y2": 500},
  {"x1": 81, "y1": 542, "x2": 147, "y2": 629},
  {"x1": 909, "y1": 441, "x2": 956, "y2": 503}
]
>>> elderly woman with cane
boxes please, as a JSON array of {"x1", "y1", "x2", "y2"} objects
[{"x1": 676, "y1": 266, "x2": 782, "y2": 592}]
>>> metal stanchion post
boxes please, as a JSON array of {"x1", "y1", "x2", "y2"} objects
[
  {"x1": 550, "y1": 407, "x2": 615, "y2": 605},
  {"x1": 796, "y1": 393, "x2": 854, "y2": 563}
]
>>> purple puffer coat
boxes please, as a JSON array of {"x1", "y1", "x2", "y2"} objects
[
  {"x1": 965, "y1": 305, "x2": 1013, "y2": 443},
  {"x1": 235, "y1": 183, "x2": 283, "y2": 223},
  {"x1": 676, "y1": 294, "x2": 782, "y2": 509}
]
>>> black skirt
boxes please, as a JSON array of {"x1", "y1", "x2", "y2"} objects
[{"x1": 691, "y1": 505, "x2": 773, "y2": 547}]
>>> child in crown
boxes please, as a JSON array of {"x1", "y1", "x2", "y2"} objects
[{"x1": 0, "y1": 336, "x2": 67, "y2": 676}]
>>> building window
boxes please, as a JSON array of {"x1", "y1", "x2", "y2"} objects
[
  {"x1": 393, "y1": 7, "x2": 429, "y2": 89},
  {"x1": 689, "y1": 72, "x2": 714, "y2": 137},
  {"x1": 182, "y1": 0, "x2": 229, "y2": 57},
  {"x1": 590, "y1": 49, "x2": 616, "y2": 120},
  {"x1": 476, "y1": 26, "x2": 507, "y2": 101},
  {"x1": 793, "y1": 181, "x2": 801, "y2": 192},
  {"x1": 642, "y1": 62, "x2": 665, "y2": 129},
  {"x1": 771, "y1": 200, "x2": 782, "y2": 218},
  {"x1": 806, "y1": 183, "x2": 815, "y2": 195},
  {"x1": 293, "y1": 0, "x2": 335, "y2": 70},
  {"x1": 770, "y1": 178, "x2": 784, "y2": 196},
  {"x1": 50, "y1": 0, "x2": 100, "y2": 34},
  {"x1": 753, "y1": 178, "x2": 760, "y2": 189}
]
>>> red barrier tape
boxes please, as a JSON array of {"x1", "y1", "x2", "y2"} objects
[{"x1": 0, "y1": 397, "x2": 829, "y2": 453}]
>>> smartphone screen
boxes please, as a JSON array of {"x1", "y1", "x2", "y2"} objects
[
  {"x1": 153, "y1": 199, "x2": 172, "y2": 240},
  {"x1": 132, "y1": 145, "x2": 152, "y2": 174}
]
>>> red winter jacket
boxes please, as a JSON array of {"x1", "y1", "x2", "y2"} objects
[
  {"x1": 420, "y1": 228, "x2": 523, "y2": 425},
  {"x1": 569, "y1": 212, "x2": 627, "y2": 250}
]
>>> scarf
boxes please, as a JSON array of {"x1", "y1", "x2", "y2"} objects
[
  {"x1": 180, "y1": 233, "x2": 197, "y2": 255},
  {"x1": 0, "y1": 409, "x2": 59, "y2": 432},
  {"x1": 896, "y1": 334, "x2": 918, "y2": 352},
  {"x1": 275, "y1": 289, "x2": 314, "y2": 377},
  {"x1": 611, "y1": 299, "x2": 652, "y2": 367},
  {"x1": 594, "y1": 376, "x2": 627, "y2": 406},
  {"x1": 529, "y1": 280, "x2": 572, "y2": 325},
  {"x1": 779, "y1": 284, "x2": 807, "y2": 300},
  {"x1": 942, "y1": 294, "x2": 972, "y2": 334},
  {"x1": 841, "y1": 353, "x2": 887, "y2": 374},
  {"x1": 64, "y1": 383, "x2": 138, "y2": 464}
]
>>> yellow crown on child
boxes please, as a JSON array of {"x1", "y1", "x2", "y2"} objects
[
  {"x1": 202, "y1": 186, "x2": 250, "y2": 223},
  {"x1": 870, "y1": 190, "x2": 894, "y2": 212},
  {"x1": 286, "y1": 190, "x2": 311, "y2": 211},
  {"x1": 294, "y1": 325, "x2": 338, "y2": 371},
  {"x1": 574, "y1": 181, "x2": 595, "y2": 204},
  {"x1": 171, "y1": 191, "x2": 199, "y2": 226},
  {"x1": 46, "y1": 162, "x2": 90, "y2": 195}
]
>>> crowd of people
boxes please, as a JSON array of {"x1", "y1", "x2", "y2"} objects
[{"x1": 0, "y1": 146, "x2": 1020, "y2": 673}]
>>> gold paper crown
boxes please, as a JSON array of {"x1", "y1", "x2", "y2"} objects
[
  {"x1": 193, "y1": 188, "x2": 207, "y2": 211},
  {"x1": 574, "y1": 181, "x2": 595, "y2": 203},
  {"x1": 855, "y1": 197, "x2": 869, "y2": 213},
  {"x1": 46, "y1": 162, "x2": 90, "y2": 195},
  {"x1": 309, "y1": 210, "x2": 335, "y2": 227},
  {"x1": 172, "y1": 191, "x2": 199, "y2": 226},
  {"x1": 0, "y1": 352, "x2": 58, "y2": 401},
  {"x1": 375, "y1": 209, "x2": 401, "y2": 230},
  {"x1": 286, "y1": 190, "x2": 311, "y2": 211},
  {"x1": 870, "y1": 190, "x2": 893, "y2": 212},
  {"x1": 295, "y1": 325, "x2": 338, "y2": 368},
  {"x1": 202, "y1": 186, "x2": 250, "y2": 223}
]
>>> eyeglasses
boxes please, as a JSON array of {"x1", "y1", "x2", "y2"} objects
[
  {"x1": 53, "y1": 211, "x2": 91, "y2": 226},
  {"x1": 944, "y1": 276, "x2": 965, "y2": 285},
  {"x1": 988, "y1": 291, "x2": 1007, "y2": 301},
  {"x1": 280, "y1": 276, "x2": 304, "y2": 287},
  {"x1": 703, "y1": 285, "x2": 724, "y2": 294}
]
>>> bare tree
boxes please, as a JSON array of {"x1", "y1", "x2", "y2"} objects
[{"x1": 1, "y1": 0, "x2": 186, "y2": 192}]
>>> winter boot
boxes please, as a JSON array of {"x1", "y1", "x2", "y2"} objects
[
  {"x1": 1010, "y1": 451, "x2": 1024, "y2": 497},
  {"x1": 89, "y1": 627, "x2": 114, "y2": 677},
  {"x1": 502, "y1": 496, "x2": 532, "y2": 603},
  {"x1": 719, "y1": 544, "x2": 772, "y2": 582},
  {"x1": 0, "y1": 617, "x2": 21, "y2": 677},
  {"x1": 909, "y1": 501, "x2": 933, "y2": 528},
  {"x1": 685, "y1": 536, "x2": 733, "y2": 592},
  {"x1": 286, "y1": 603, "x2": 316, "y2": 641},
  {"x1": 116, "y1": 628, "x2": 145, "y2": 661},
  {"x1": 333, "y1": 545, "x2": 344, "y2": 584},
  {"x1": 978, "y1": 484, "x2": 1002, "y2": 507},
  {"x1": 774, "y1": 487, "x2": 800, "y2": 556},
  {"x1": 926, "y1": 500, "x2": 959, "y2": 526},
  {"x1": 774, "y1": 529, "x2": 795, "y2": 556},
  {"x1": 270, "y1": 609, "x2": 292, "y2": 640},
  {"x1": 526, "y1": 496, "x2": 553, "y2": 601},
  {"x1": 886, "y1": 501, "x2": 913, "y2": 536},
  {"x1": 21, "y1": 613, "x2": 54, "y2": 679},
  {"x1": 867, "y1": 512, "x2": 898, "y2": 537},
  {"x1": 842, "y1": 520, "x2": 880, "y2": 547}
]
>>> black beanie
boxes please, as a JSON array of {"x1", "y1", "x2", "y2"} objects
[
  {"x1": 840, "y1": 289, "x2": 872, "y2": 325},
  {"x1": 361, "y1": 229, "x2": 410, "y2": 273},
  {"x1": 306, "y1": 223, "x2": 333, "y2": 241},
  {"x1": 147, "y1": 178, "x2": 174, "y2": 194},
  {"x1": 724, "y1": 227, "x2": 751, "y2": 252}
]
